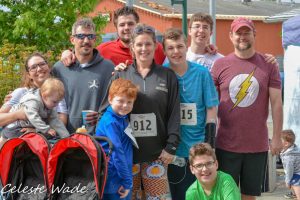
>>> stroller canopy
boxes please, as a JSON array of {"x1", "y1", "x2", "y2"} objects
[
  {"x1": 0, "y1": 133, "x2": 50, "y2": 200},
  {"x1": 48, "y1": 133, "x2": 109, "y2": 200}
]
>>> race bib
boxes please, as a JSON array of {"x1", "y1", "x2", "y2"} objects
[
  {"x1": 124, "y1": 124, "x2": 139, "y2": 149},
  {"x1": 180, "y1": 103, "x2": 197, "y2": 125},
  {"x1": 130, "y1": 113, "x2": 157, "y2": 137}
]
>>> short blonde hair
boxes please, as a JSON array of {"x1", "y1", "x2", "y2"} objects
[{"x1": 40, "y1": 78, "x2": 65, "y2": 100}]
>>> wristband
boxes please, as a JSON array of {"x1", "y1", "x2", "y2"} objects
[{"x1": 205, "y1": 122, "x2": 216, "y2": 148}]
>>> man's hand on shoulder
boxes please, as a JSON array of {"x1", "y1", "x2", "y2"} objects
[
  {"x1": 112, "y1": 60, "x2": 130, "y2": 75},
  {"x1": 264, "y1": 54, "x2": 279, "y2": 66},
  {"x1": 205, "y1": 44, "x2": 218, "y2": 55},
  {"x1": 61, "y1": 49, "x2": 76, "y2": 67}
]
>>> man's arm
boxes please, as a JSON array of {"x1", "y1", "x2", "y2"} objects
[
  {"x1": 269, "y1": 87, "x2": 283, "y2": 155},
  {"x1": 60, "y1": 49, "x2": 76, "y2": 67},
  {"x1": 206, "y1": 107, "x2": 217, "y2": 123}
]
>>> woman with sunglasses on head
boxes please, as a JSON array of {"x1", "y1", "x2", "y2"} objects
[
  {"x1": 0, "y1": 52, "x2": 68, "y2": 145},
  {"x1": 110, "y1": 23, "x2": 180, "y2": 199}
]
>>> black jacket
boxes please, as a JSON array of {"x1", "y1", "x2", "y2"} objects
[{"x1": 112, "y1": 61, "x2": 180, "y2": 163}]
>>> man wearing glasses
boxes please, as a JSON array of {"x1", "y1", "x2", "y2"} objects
[
  {"x1": 52, "y1": 18, "x2": 114, "y2": 133},
  {"x1": 186, "y1": 143, "x2": 240, "y2": 200}
]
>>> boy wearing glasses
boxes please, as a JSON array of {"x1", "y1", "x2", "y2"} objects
[
  {"x1": 187, "y1": 12, "x2": 223, "y2": 71},
  {"x1": 186, "y1": 143, "x2": 240, "y2": 200}
]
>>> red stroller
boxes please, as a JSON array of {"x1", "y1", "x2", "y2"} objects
[
  {"x1": 47, "y1": 133, "x2": 112, "y2": 200},
  {"x1": 0, "y1": 133, "x2": 50, "y2": 200},
  {"x1": 0, "y1": 132, "x2": 112, "y2": 200}
]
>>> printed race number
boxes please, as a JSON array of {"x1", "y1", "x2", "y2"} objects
[
  {"x1": 130, "y1": 113, "x2": 157, "y2": 137},
  {"x1": 180, "y1": 103, "x2": 197, "y2": 125}
]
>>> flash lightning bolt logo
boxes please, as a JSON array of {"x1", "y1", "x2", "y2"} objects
[{"x1": 231, "y1": 68, "x2": 257, "y2": 110}]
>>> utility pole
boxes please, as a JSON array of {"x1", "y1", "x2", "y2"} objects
[
  {"x1": 209, "y1": 0, "x2": 216, "y2": 45},
  {"x1": 171, "y1": 0, "x2": 188, "y2": 37},
  {"x1": 126, "y1": 0, "x2": 133, "y2": 7}
]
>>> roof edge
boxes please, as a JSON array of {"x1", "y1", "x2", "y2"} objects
[{"x1": 116, "y1": 1, "x2": 267, "y2": 20}]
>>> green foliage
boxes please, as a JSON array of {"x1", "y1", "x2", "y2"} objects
[
  {"x1": 0, "y1": 0, "x2": 107, "y2": 105},
  {"x1": 0, "y1": 40, "x2": 57, "y2": 105},
  {"x1": 0, "y1": 0, "x2": 107, "y2": 57}
]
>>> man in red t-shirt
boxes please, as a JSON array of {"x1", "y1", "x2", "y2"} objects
[
  {"x1": 61, "y1": 6, "x2": 165, "y2": 66},
  {"x1": 211, "y1": 18, "x2": 283, "y2": 200}
]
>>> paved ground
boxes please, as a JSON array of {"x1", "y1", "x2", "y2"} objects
[
  {"x1": 258, "y1": 109, "x2": 291, "y2": 200},
  {"x1": 258, "y1": 169, "x2": 290, "y2": 200}
]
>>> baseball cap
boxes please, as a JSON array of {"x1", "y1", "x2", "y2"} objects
[{"x1": 231, "y1": 17, "x2": 256, "y2": 32}]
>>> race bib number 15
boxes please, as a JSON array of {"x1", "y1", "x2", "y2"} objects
[
  {"x1": 130, "y1": 113, "x2": 157, "y2": 137},
  {"x1": 180, "y1": 103, "x2": 197, "y2": 125}
]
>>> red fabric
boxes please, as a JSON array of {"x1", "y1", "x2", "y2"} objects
[
  {"x1": 20, "y1": 133, "x2": 50, "y2": 186},
  {"x1": 70, "y1": 133, "x2": 108, "y2": 199},
  {"x1": 96, "y1": 39, "x2": 166, "y2": 65},
  {"x1": 47, "y1": 136, "x2": 100, "y2": 196},
  {"x1": 0, "y1": 133, "x2": 49, "y2": 186},
  {"x1": 0, "y1": 138, "x2": 23, "y2": 185}
]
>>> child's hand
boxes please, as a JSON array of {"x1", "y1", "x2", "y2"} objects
[
  {"x1": 48, "y1": 129, "x2": 57, "y2": 136},
  {"x1": 286, "y1": 183, "x2": 291, "y2": 189},
  {"x1": 118, "y1": 186, "x2": 130, "y2": 199},
  {"x1": 20, "y1": 127, "x2": 36, "y2": 133}
]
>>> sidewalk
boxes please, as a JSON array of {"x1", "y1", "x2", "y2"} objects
[
  {"x1": 258, "y1": 169, "x2": 289, "y2": 200},
  {"x1": 258, "y1": 109, "x2": 290, "y2": 199}
]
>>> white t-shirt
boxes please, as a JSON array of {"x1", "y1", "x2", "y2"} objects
[{"x1": 186, "y1": 47, "x2": 223, "y2": 71}]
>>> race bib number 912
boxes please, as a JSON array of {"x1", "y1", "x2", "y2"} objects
[{"x1": 130, "y1": 113, "x2": 157, "y2": 137}]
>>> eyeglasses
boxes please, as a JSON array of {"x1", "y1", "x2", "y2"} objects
[
  {"x1": 73, "y1": 34, "x2": 96, "y2": 40},
  {"x1": 134, "y1": 25, "x2": 155, "y2": 34},
  {"x1": 190, "y1": 25, "x2": 210, "y2": 31},
  {"x1": 27, "y1": 61, "x2": 48, "y2": 72},
  {"x1": 192, "y1": 161, "x2": 215, "y2": 170}
]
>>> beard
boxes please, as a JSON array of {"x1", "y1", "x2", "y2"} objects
[
  {"x1": 119, "y1": 33, "x2": 131, "y2": 45},
  {"x1": 79, "y1": 43, "x2": 93, "y2": 56},
  {"x1": 236, "y1": 42, "x2": 251, "y2": 51}
]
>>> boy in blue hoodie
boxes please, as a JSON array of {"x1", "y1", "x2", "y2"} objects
[{"x1": 96, "y1": 78, "x2": 138, "y2": 200}]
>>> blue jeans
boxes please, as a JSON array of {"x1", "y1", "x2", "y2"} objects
[{"x1": 102, "y1": 191, "x2": 132, "y2": 200}]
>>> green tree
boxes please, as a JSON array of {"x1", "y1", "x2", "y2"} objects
[{"x1": 0, "y1": 0, "x2": 107, "y2": 57}]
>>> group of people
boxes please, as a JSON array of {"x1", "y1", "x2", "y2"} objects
[{"x1": 1, "y1": 5, "x2": 297, "y2": 200}]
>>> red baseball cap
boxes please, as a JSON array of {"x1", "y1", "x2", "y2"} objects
[{"x1": 231, "y1": 17, "x2": 256, "y2": 32}]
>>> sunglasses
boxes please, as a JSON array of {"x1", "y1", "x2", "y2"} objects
[
  {"x1": 134, "y1": 25, "x2": 155, "y2": 34},
  {"x1": 73, "y1": 34, "x2": 96, "y2": 40}
]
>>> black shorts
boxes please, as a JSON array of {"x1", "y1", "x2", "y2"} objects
[{"x1": 216, "y1": 148, "x2": 268, "y2": 196}]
